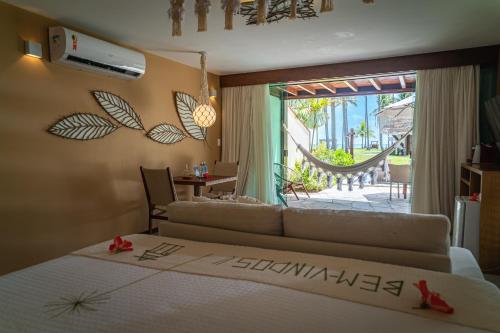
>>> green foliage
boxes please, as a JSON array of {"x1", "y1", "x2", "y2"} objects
[
  {"x1": 396, "y1": 92, "x2": 413, "y2": 101},
  {"x1": 356, "y1": 120, "x2": 375, "y2": 148},
  {"x1": 353, "y1": 148, "x2": 411, "y2": 165},
  {"x1": 312, "y1": 142, "x2": 355, "y2": 166},
  {"x1": 374, "y1": 94, "x2": 395, "y2": 114},
  {"x1": 289, "y1": 98, "x2": 329, "y2": 150},
  {"x1": 290, "y1": 98, "x2": 329, "y2": 129},
  {"x1": 291, "y1": 160, "x2": 326, "y2": 192},
  {"x1": 290, "y1": 143, "x2": 355, "y2": 192}
]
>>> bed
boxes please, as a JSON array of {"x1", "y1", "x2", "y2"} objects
[{"x1": 0, "y1": 234, "x2": 499, "y2": 333}]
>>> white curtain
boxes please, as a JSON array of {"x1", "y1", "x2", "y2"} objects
[
  {"x1": 222, "y1": 84, "x2": 275, "y2": 203},
  {"x1": 412, "y1": 65, "x2": 479, "y2": 218}
]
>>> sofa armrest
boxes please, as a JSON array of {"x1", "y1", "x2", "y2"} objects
[{"x1": 450, "y1": 247, "x2": 484, "y2": 280}]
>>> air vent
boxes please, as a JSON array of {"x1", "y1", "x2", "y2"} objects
[{"x1": 66, "y1": 55, "x2": 141, "y2": 77}]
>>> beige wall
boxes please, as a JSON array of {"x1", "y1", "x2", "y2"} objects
[{"x1": 0, "y1": 2, "x2": 221, "y2": 274}]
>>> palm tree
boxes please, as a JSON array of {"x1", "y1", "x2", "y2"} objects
[
  {"x1": 364, "y1": 96, "x2": 369, "y2": 149},
  {"x1": 329, "y1": 98, "x2": 342, "y2": 150},
  {"x1": 396, "y1": 92, "x2": 413, "y2": 101},
  {"x1": 375, "y1": 94, "x2": 394, "y2": 149},
  {"x1": 358, "y1": 121, "x2": 366, "y2": 149},
  {"x1": 340, "y1": 96, "x2": 357, "y2": 151},
  {"x1": 323, "y1": 104, "x2": 330, "y2": 149},
  {"x1": 357, "y1": 120, "x2": 375, "y2": 148},
  {"x1": 290, "y1": 98, "x2": 329, "y2": 150}
]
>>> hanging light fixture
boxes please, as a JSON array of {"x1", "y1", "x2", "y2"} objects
[
  {"x1": 168, "y1": 1, "x2": 374, "y2": 35},
  {"x1": 193, "y1": 52, "x2": 216, "y2": 128},
  {"x1": 168, "y1": 0, "x2": 184, "y2": 37}
]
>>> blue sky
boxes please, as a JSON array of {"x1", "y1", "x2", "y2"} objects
[
  {"x1": 315, "y1": 93, "x2": 416, "y2": 149},
  {"x1": 274, "y1": 93, "x2": 415, "y2": 150},
  {"x1": 316, "y1": 95, "x2": 380, "y2": 148}
]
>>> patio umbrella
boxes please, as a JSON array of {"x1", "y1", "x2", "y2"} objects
[{"x1": 376, "y1": 96, "x2": 414, "y2": 135}]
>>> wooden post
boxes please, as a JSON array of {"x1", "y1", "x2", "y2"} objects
[
  {"x1": 348, "y1": 128, "x2": 355, "y2": 157},
  {"x1": 405, "y1": 135, "x2": 412, "y2": 156}
]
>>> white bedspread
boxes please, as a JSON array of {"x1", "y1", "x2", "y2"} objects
[{"x1": 0, "y1": 238, "x2": 495, "y2": 333}]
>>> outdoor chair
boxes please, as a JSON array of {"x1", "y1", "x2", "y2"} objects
[
  {"x1": 206, "y1": 160, "x2": 239, "y2": 199},
  {"x1": 273, "y1": 163, "x2": 310, "y2": 203},
  {"x1": 388, "y1": 164, "x2": 410, "y2": 200},
  {"x1": 140, "y1": 166, "x2": 178, "y2": 234}
]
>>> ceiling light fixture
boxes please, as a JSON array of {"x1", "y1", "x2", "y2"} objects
[{"x1": 167, "y1": 0, "x2": 374, "y2": 36}]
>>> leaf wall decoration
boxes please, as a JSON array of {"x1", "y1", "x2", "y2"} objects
[
  {"x1": 48, "y1": 113, "x2": 119, "y2": 140},
  {"x1": 146, "y1": 123, "x2": 186, "y2": 144},
  {"x1": 174, "y1": 92, "x2": 207, "y2": 140},
  {"x1": 93, "y1": 91, "x2": 144, "y2": 130}
]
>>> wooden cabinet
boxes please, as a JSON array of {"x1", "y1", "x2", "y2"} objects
[{"x1": 460, "y1": 163, "x2": 500, "y2": 272}]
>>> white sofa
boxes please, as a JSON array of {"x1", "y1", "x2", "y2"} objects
[{"x1": 158, "y1": 201, "x2": 483, "y2": 279}]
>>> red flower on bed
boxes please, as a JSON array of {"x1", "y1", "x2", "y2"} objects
[
  {"x1": 108, "y1": 236, "x2": 133, "y2": 254},
  {"x1": 414, "y1": 280, "x2": 454, "y2": 314}
]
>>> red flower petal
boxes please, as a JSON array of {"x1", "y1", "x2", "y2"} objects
[
  {"x1": 108, "y1": 236, "x2": 133, "y2": 253},
  {"x1": 414, "y1": 280, "x2": 454, "y2": 314},
  {"x1": 414, "y1": 280, "x2": 430, "y2": 301},
  {"x1": 114, "y1": 236, "x2": 123, "y2": 246},
  {"x1": 429, "y1": 293, "x2": 454, "y2": 314}
]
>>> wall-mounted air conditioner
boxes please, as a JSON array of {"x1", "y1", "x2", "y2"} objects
[{"x1": 48, "y1": 26, "x2": 146, "y2": 80}]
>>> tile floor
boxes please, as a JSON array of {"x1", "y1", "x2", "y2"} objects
[{"x1": 287, "y1": 183, "x2": 411, "y2": 214}]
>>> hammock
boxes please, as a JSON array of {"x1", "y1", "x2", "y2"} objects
[{"x1": 284, "y1": 125, "x2": 411, "y2": 191}]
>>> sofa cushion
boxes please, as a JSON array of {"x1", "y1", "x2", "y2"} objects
[
  {"x1": 283, "y1": 208, "x2": 450, "y2": 255},
  {"x1": 168, "y1": 201, "x2": 283, "y2": 235},
  {"x1": 158, "y1": 221, "x2": 452, "y2": 272},
  {"x1": 236, "y1": 196, "x2": 264, "y2": 205},
  {"x1": 192, "y1": 195, "x2": 264, "y2": 205}
]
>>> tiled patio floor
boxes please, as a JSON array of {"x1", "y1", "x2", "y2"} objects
[{"x1": 286, "y1": 183, "x2": 411, "y2": 214}]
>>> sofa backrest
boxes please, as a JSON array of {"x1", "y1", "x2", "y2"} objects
[
  {"x1": 164, "y1": 201, "x2": 452, "y2": 272},
  {"x1": 283, "y1": 208, "x2": 450, "y2": 255},
  {"x1": 158, "y1": 221, "x2": 451, "y2": 272},
  {"x1": 168, "y1": 201, "x2": 283, "y2": 236}
]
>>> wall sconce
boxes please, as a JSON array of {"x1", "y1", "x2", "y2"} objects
[
  {"x1": 209, "y1": 88, "x2": 217, "y2": 98},
  {"x1": 24, "y1": 40, "x2": 42, "y2": 59}
]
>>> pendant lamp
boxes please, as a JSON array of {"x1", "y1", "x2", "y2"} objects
[{"x1": 193, "y1": 52, "x2": 216, "y2": 128}]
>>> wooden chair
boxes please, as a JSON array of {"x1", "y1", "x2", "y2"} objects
[
  {"x1": 140, "y1": 166, "x2": 178, "y2": 234},
  {"x1": 206, "y1": 161, "x2": 239, "y2": 198},
  {"x1": 388, "y1": 164, "x2": 410, "y2": 200},
  {"x1": 273, "y1": 163, "x2": 310, "y2": 202}
]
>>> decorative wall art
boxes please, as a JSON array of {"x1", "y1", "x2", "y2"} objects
[
  {"x1": 146, "y1": 123, "x2": 187, "y2": 144},
  {"x1": 47, "y1": 113, "x2": 119, "y2": 140},
  {"x1": 167, "y1": 0, "x2": 375, "y2": 36},
  {"x1": 47, "y1": 91, "x2": 208, "y2": 144},
  {"x1": 92, "y1": 91, "x2": 145, "y2": 130},
  {"x1": 175, "y1": 92, "x2": 208, "y2": 140}
]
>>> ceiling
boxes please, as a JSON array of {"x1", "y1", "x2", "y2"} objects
[{"x1": 5, "y1": 0, "x2": 500, "y2": 75}]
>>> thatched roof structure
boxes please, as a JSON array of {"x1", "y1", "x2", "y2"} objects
[{"x1": 377, "y1": 96, "x2": 414, "y2": 135}]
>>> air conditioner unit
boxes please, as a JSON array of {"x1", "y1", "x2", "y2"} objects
[{"x1": 48, "y1": 26, "x2": 146, "y2": 80}]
